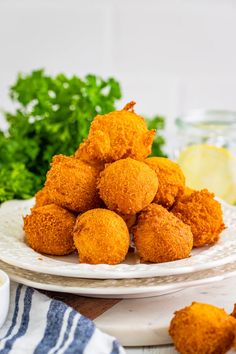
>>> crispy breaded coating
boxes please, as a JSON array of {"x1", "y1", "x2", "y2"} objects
[
  {"x1": 80, "y1": 101, "x2": 155, "y2": 163},
  {"x1": 73, "y1": 209, "x2": 130, "y2": 264},
  {"x1": 145, "y1": 157, "x2": 185, "y2": 208},
  {"x1": 231, "y1": 304, "x2": 236, "y2": 319},
  {"x1": 232, "y1": 305, "x2": 236, "y2": 350},
  {"x1": 183, "y1": 186, "x2": 194, "y2": 197},
  {"x1": 75, "y1": 139, "x2": 105, "y2": 171},
  {"x1": 24, "y1": 204, "x2": 76, "y2": 255},
  {"x1": 134, "y1": 204, "x2": 193, "y2": 263},
  {"x1": 45, "y1": 155, "x2": 101, "y2": 213},
  {"x1": 172, "y1": 189, "x2": 225, "y2": 247},
  {"x1": 169, "y1": 302, "x2": 236, "y2": 354},
  {"x1": 118, "y1": 213, "x2": 137, "y2": 231},
  {"x1": 34, "y1": 187, "x2": 52, "y2": 208},
  {"x1": 174, "y1": 186, "x2": 195, "y2": 205},
  {"x1": 98, "y1": 158, "x2": 158, "y2": 215}
]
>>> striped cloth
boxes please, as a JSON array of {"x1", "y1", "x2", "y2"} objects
[{"x1": 0, "y1": 282, "x2": 125, "y2": 354}]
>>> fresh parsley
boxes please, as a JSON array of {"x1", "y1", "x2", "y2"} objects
[{"x1": 0, "y1": 69, "x2": 165, "y2": 202}]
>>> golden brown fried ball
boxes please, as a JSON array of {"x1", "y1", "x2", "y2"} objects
[
  {"x1": 172, "y1": 189, "x2": 225, "y2": 247},
  {"x1": 75, "y1": 139, "x2": 105, "y2": 171},
  {"x1": 134, "y1": 204, "x2": 193, "y2": 263},
  {"x1": 98, "y1": 158, "x2": 158, "y2": 215},
  {"x1": 45, "y1": 155, "x2": 101, "y2": 213},
  {"x1": 77, "y1": 101, "x2": 155, "y2": 163},
  {"x1": 174, "y1": 186, "x2": 195, "y2": 204},
  {"x1": 231, "y1": 304, "x2": 236, "y2": 319},
  {"x1": 34, "y1": 187, "x2": 52, "y2": 208},
  {"x1": 24, "y1": 204, "x2": 76, "y2": 255},
  {"x1": 145, "y1": 157, "x2": 185, "y2": 208},
  {"x1": 118, "y1": 213, "x2": 137, "y2": 231},
  {"x1": 73, "y1": 209, "x2": 130, "y2": 264},
  {"x1": 183, "y1": 186, "x2": 194, "y2": 197},
  {"x1": 169, "y1": 302, "x2": 236, "y2": 354}
]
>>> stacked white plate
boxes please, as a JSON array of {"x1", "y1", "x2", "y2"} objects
[{"x1": 0, "y1": 198, "x2": 236, "y2": 298}]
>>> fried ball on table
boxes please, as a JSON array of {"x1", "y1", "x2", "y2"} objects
[
  {"x1": 145, "y1": 157, "x2": 185, "y2": 208},
  {"x1": 34, "y1": 187, "x2": 52, "y2": 208},
  {"x1": 169, "y1": 302, "x2": 236, "y2": 354},
  {"x1": 24, "y1": 204, "x2": 76, "y2": 255},
  {"x1": 75, "y1": 101, "x2": 155, "y2": 164},
  {"x1": 134, "y1": 204, "x2": 193, "y2": 263},
  {"x1": 98, "y1": 158, "x2": 158, "y2": 215},
  {"x1": 45, "y1": 155, "x2": 101, "y2": 213},
  {"x1": 172, "y1": 189, "x2": 225, "y2": 247},
  {"x1": 73, "y1": 209, "x2": 130, "y2": 264}
]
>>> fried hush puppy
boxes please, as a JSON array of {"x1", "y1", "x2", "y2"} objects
[
  {"x1": 231, "y1": 305, "x2": 236, "y2": 349},
  {"x1": 183, "y1": 186, "x2": 194, "y2": 198},
  {"x1": 134, "y1": 204, "x2": 193, "y2": 263},
  {"x1": 45, "y1": 155, "x2": 101, "y2": 213},
  {"x1": 145, "y1": 157, "x2": 185, "y2": 208},
  {"x1": 231, "y1": 304, "x2": 236, "y2": 319},
  {"x1": 172, "y1": 189, "x2": 225, "y2": 247},
  {"x1": 98, "y1": 158, "x2": 158, "y2": 215},
  {"x1": 76, "y1": 101, "x2": 155, "y2": 163},
  {"x1": 75, "y1": 139, "x2": 105, "y2": 171},
  {"x1": 174, "y1": 186, "x2": 195, "y2": 204},
  {"x1": 34, "y1": 187, "x2": 52, "y2": 208},
  {"x1": 118, "y1": 213, "x2": 137, "y2": 231},
  {"x1": 73, "y1": 209, "x2": 130, "y2": 264},
  {"x1": 24, "y1": 204, "x2": 76, "y2": 255},
  {"x1": 169, "y1": 302, "x2": 236, "y2": 354}
]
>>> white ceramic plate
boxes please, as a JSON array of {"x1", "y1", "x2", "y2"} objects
[
  {"x1": 2, "y1": 259, "x2": 236, "y2": 298},
  {"x1": 0, "y1": 198, "x2": 236, "y2": 279}
]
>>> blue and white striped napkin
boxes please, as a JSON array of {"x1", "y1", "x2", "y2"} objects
[{"x1": 0, "y1": 283, "x2": 125, "y2": 354}]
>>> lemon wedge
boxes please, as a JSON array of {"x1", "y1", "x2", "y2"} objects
[{"x1": 177, "y1": 144, "x2": 236, "y2": 204}]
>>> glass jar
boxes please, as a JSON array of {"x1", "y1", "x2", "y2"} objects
[{"x1": 173, "y1": 110, "x2": 236, "y2": 204}]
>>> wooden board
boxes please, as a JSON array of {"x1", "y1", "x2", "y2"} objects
[{"x1": 43, "y1": 290, "x2": 121, "y2": 319}]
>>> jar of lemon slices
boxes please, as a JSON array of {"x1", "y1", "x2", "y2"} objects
[{"x1": 173, "y1": 110, "x2": 236, "y2": 204}]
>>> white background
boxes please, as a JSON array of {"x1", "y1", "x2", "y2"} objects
[{"x1": 1, "y1": 0, "x2": 236, "y2": 139}]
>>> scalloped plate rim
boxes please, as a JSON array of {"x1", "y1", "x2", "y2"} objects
[
  {"x1": 1, "y1": 260, "x2": 236, "y2": 298},
  {"x1": 0, "y1": 198, "x2": 236, "y2": 279}
]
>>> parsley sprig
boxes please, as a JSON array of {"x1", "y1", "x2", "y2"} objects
[{"x1": 0, "y1": 69, "x2": 165, "y2": 202}]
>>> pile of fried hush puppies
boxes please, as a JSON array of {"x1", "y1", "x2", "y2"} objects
[{"x1": 23, "y1": 101, "x2": 225, "y2": 265}]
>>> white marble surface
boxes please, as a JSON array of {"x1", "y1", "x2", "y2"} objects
[
  {"x1": 125, "y1": 348, "x2": 235, "y2": 354},
  {"x1": 125, "y1": 346, "x2": 177, "y2": 354},
  {"x1": 126, "y1": 348, "x2": 177, "y2": 354},
  {"x1": 95, "y1": 277, "x2": 236, "y2": 347},
  {"x1": 125, "y1": 346, "x2": 235, "y2": 354}
]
